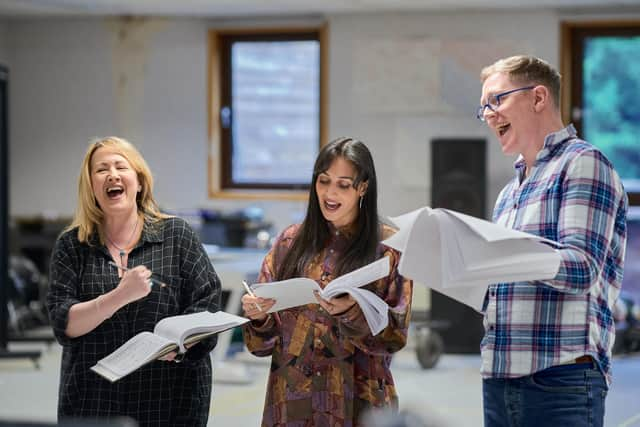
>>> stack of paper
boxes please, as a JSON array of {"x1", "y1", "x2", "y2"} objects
[
  {"x1": 250, "y1": 257, "x2": 391, "y2": 335},
  {"x1": 91, "y1": 311, "x2": 249, "y2": 382},
  {"x1": 382, "y1": 207, "x2": 561, "y2": 311}
]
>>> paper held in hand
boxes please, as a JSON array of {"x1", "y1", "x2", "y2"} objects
[
  {"x1": 91, "y1": 310, "x2": 249, "y2": 382},
  {"x1": 249, "y1": 256, "x2": 391, "y2": 335},
  {"x1": 382, "y1": 207, "x2": 561, "y2": 311}
]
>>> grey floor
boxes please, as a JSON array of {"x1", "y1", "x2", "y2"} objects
[{"x1": 1, "y1": 335, "x2": 639, "y2": 427}]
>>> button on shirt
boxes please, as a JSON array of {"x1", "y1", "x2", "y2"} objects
[{"x1": 482, "y1": 124, "x2": 627, "y2": 385}]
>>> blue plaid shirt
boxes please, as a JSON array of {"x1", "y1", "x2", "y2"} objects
[{"x1": 482, "y1": 124, "x2": 627, "y2": 384}]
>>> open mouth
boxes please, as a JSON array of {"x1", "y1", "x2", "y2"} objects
[
  {"x1": 106, "y1": 186, "x2": 124, "y2": 199},
  {"x1": 497, "y1": 123, "x2": 511, "y2": 137},
  {"x1": 323, "y1": 200, "x2": 341, "y2": 212}
]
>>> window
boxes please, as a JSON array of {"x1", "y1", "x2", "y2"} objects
[
  {"x1": 208, "y1": 27, "x2": 327, "y2": 198},
  {"x1": 562, "y1": 21, "x2": 640, "y2": 204}
]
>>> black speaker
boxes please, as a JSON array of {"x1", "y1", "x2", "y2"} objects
[{"x1": 430, "y1": 138, "x2": 486, "y2": 354}]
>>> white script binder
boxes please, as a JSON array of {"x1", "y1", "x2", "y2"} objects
[
  {"x1": 91, "y1": 310, "x2": 249, "y2": 382},
  {"x1": 382, "y1": 207, "x2": 561, "y2": 311},
  {"x1": 250, "y1": 257, "x2": 391, "y2": 335}
]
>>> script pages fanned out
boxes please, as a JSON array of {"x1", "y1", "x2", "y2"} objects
[
  {"x1": 91, "y1": 311, "x2": 249, "y2": 382},
  {"x1": 250, "y1": 256, "x2": 391, "y2": 335},
  {"x1": 382, "y1": 207, "x2": 561, "y2": 311}
]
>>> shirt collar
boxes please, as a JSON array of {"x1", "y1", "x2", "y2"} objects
[
  {"x1": 513, "y1": 123, "x2": 577, "y2": 171},
  {"x1": 140, "y1": 219, "x2": 164, "y2": 244}
]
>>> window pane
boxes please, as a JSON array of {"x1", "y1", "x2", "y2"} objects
[
  {"x1": 583, "y1": 36, "x2": 640, "y2": 187},
  {"x1": 231, "y1": 40, "x2": 319, "y2": 185}
]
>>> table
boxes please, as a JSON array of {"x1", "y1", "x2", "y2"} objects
[{"x1": 205, "y1": 245, "x2": 267, "y2": 383}]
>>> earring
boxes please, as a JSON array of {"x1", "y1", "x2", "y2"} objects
[{"x1": 359, "y1": 195, "x2": 363, "y2": 209}]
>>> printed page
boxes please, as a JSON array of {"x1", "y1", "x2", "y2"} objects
[
  {"x1": 91, "y1": 332, "x2": 175, "y2": 381},
  {"x1": 346, "y1": 287, "x2": 389, "y2": 335},
  {"x1": 250, "y1": 257, "x2": 391, "y2": 332},
  {"x1": 317, "y1": 257, "x2": 392, "y2": 335},
  {"x1": 436, "y1": 210, "x2": 465, "y2": 284},
  {"x1": 153, "y1": 311, "x2": 249, "y2": 353},
  {"x1": 384, "y1": 207, "x2": 443, "y2": 289},
  {"x1": 442, "y1": 210, "x2": 561, "y2": 286},
  {"x1": 251, "y1": 278, "x2": 321, "y2": 313},
  {"x1": 382, "y1": 207, "x2": 430, "y2": 252},
  {"x1": 381, "y1": 206, "x2": 562, "y2": 311},
  {"x1": 444, "y1": 209, "x2": 555, "y2": 243},
  {"x1": 321, "y1": 256, "x2": 391, "y2": 297}
]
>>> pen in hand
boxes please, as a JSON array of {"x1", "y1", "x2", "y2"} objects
[
  {"x1": 108, "y1": 261, "x2": 167, "y2": 288},
  {"x1": 242, "y1": 280, "x2": 262, "y2": 312}
]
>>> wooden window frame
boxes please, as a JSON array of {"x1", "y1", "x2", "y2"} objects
[
  {"x1": 207, "y1": 25, "x2": 328, "y2": 200},
  {"x1": 561, "y1": 20, "x2": 640, "y2": 205}
]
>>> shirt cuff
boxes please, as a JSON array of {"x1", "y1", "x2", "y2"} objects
[
  {"x1": 337, "y1": 303, "x2": 361, "y2": 323},
  {"x1": 250, "y1": 314, "x2": 276, "y2": 331}
]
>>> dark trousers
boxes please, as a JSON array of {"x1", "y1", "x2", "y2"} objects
[{"x1": 483, "y1": 362, "x2": 607, "y2": 427}]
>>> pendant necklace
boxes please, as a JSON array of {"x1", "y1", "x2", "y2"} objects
[{"x1": 106, "y1": 217, "x2": 139, "y2": 267}]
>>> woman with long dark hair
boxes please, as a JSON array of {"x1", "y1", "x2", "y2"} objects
[{"x1": 242, "y1": 137, "x2": 413, "y2": 426}]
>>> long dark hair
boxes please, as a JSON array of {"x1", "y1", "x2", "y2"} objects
[{"x1": 276, "y1": 137, "x2": 380, "y2": 280}]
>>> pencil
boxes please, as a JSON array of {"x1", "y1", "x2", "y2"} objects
[
  {"x1": 108, "y1": 261, "x2": 167, "y2": 288},
  {"x1": 242, "y1": 280, "x2": 262, "y2": 312}
]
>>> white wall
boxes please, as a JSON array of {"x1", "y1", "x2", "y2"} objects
[
  {"x1": 9, "y1": 18, "x2": 116, "y2": 218},
  {"x1": 7, "y1": 17, "x2": 308, "y2": 232},
  {"x1": 327, "y1": 10, "x2": 558, "y2": 219},
  {"x1": 5, "y1": 10, "x2": 640, "y2": 233}
]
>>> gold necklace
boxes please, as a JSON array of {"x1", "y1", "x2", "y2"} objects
[{"x1": 106, "y1": 217, "x2": 139, "y2": 267}]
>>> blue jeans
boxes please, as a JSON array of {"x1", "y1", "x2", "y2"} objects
[{"x1": 483, "y1": 362, "x2": 607, "y2": 427}]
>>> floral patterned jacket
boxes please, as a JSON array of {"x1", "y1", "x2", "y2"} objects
[{"x1": 243, "y1": 222, "x2": 413, "y2": 427}]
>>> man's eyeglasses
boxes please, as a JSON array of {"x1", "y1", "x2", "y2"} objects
[{"x1": 476, "y1": 86, "x2": 535, "y2": 122}]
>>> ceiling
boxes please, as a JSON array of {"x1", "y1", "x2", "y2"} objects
[{"x1": 1, "y1": 0, "x2": 639, "y2": 18}]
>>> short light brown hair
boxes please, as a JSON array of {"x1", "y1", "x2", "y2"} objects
[
  {"x1": 480, "y1": 55, "x2": 561, "y2": 107},
  {"x1": 67, "y1": 136, "x2": 170, "y2": 244}
]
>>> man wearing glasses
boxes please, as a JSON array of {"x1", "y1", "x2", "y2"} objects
[{"x1": 477, "y1": 55, "x2": 628, "y2": 427}]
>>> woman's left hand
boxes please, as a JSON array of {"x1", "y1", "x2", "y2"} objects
[
  {"x1": 314, "y1": 291, "x2": 356, "y2": 316},
  {"x1": 159, "y1": 342, "x2": 196, "y2": 362}
]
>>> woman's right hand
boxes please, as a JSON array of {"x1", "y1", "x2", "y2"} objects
[
  {"x1": 116, "y1": 265, "x2": 153, "y2": 304},
  {"x1": 241, "y1": 294, "x2": 276, "y2": 321}
]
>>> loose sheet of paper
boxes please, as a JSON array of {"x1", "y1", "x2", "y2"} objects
[{"x1": 383, "y1": 207, "x2": 561, "y2": 312}]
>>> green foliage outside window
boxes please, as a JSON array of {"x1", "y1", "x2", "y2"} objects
[{"x1": 583, "y1": 36, "x2": 640, "y2": 182}]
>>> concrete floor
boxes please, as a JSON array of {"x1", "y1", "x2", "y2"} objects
[{"x1": 1, "y1": 336, "x2": 639, "y2": 427}]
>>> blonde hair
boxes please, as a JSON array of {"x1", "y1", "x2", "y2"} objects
[
  {"x1": 67, "y1": 136, "x2": 170, "y2": 244},
  {"x1": 480, "y1": 55, "x2": 561, "y2": 107}
]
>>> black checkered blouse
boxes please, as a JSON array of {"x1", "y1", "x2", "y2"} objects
[{"x1": 46, "y1": 217, "x2": 221, "y2": 427}]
